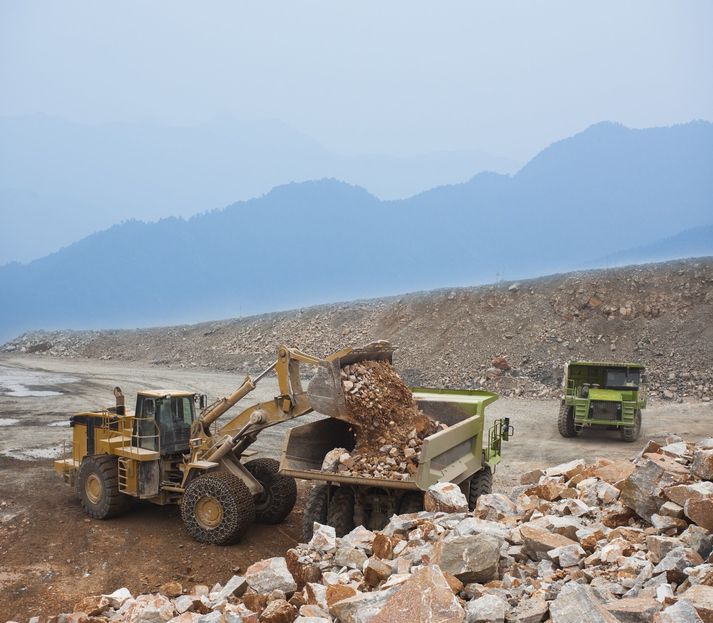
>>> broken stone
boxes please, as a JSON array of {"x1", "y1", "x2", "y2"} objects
[
  {"x1": 620, "y1": 455, "x2": 690, "y2": 522},
  {"x1": 475, "y1": 493, "x2": 519, "y2": 520},
  {"x1": 334, "y1": 546, "x2": 368, "y2": 570},
  {"x1": 604, "y1": 597, "x2": 662, "y2": 622},
  {"x1": 692, "y1": 449, "x2": 713, "y2": 481},
  {"x1": 308, "y1": 523, "x2": 337, "y2": 553},
  {"x1": 685, "y1": 495, "x2": 713, "y2": 532},
  {"x1": 258, "y1": 599, "x2": 297, "y2": 623},
  {"x1": 341, "y1": 526, "x2": 375, "y2": 552},
  {"x1": 325, "y1": 584, "x2": 357, "y2": 608},
  {"x1": 549, "y1": 583, "x2": 618, "y2": 623},
  {"x1": 654, "y1": 600, "x2": 705, "y2": 623},
  {"x1": 245, "y1": 557, "x2": 297, "y2": 595},
  {"x1": 665, "y1": 481, "x2": 713, "y2": 507},
  {"x1": 433, "y1": 533, "x2": 501, "y2": 583},
  {"x1": 424, "y1": 482, "x2": 468, "y2": 513},
  {"x1": 329, "y1": 588, "x2": 397, "y2": 623},
  {"x1": 681, "y1": 585, "x2": 713, "y2": 623},
  {"x1": 370, "y1": 565, "x2": 464, "y2": 623},
  {"x1": 520, "y1": 524, "x2": 578, "y2": 561},
  {"x1": 364, "y1": 557, "x2": 392, "y2": 587},
  {"x1": 549, "y1": 543, "x2": 586, "y2": 568},
  {"x1": 464, "y1": 593, "x2": 507, "y2": 623},
  {"x1": 652, "y1": 547, "x2": 704, "y2": 584}
]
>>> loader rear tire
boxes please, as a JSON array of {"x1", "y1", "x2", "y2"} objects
[
  {"x1": 327, "y1": 487, "x2": 355, "y2": 537},
  {"x1": 468, "y1": 465, "x2": 493, "y2": 511},
  {"x1": 181, "y1": 472, "x2": 255, "y2": 544},
  {"x1": 303, "y1": 484, "x2": 331, "y2": 541},
  {"x1": 557, "y1": 402, "x2": 578, "y2": 438},
  {"x1": 244, "y1": 458, "x2": 297, "y2": 524},
  {"x1": 77, "y1": 455, "x2": 131, "y2": 519},
  {"x1": 620, "y1": 410, "x2": 642, "y2": 442}
]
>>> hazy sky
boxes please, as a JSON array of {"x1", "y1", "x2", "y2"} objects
[{"x1": 2, "y1": 1, "x2": 712, "y2": 160}]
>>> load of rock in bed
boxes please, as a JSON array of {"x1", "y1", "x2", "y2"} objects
[
  {"x1": 322, "y1": 360, "x2": 443, "y2": 481},
  {"x1": 39, "y1": 435, "x2": 713, "y2": 623}
]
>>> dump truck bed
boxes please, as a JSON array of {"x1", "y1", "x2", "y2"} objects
[{"x1": 279, "y1": 388, "x2": 497, "y2": 491}]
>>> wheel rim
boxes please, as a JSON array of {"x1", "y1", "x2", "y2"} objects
[
  {"x1": 195, "y1": 495, "x2": 223, "y2": 529},
  {"x1": 85, "y1": 473, "x2": 103, "y2": 504}
]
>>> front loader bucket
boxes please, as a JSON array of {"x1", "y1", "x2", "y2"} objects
[{"x1": 307, "y1": 341, "x2": 395, "y2": 420}]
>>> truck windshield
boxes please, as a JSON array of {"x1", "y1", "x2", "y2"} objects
[{"x1": 605, "y1": 369, "x2": 640, "y2": 389}]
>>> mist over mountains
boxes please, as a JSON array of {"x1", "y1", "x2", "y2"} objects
[
  {"x1": 0, "y1": 115, "x2": 518, "y2": 264},
  {"x1": 0, "y1": 120, "x2": 711, "y2": 342}
]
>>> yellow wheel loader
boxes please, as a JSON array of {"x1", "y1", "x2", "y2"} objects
[{"x1": 54, "y1": 343, "x2": 387, "y2": 544}]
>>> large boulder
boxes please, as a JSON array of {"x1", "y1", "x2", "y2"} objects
[
  {"x1": 433, "y1": 533, "x2": 501, "y2": 583},
  {"x1": 245, "y1": 557, "x2": 297, "y2": 595},
  {"x1": 549, "y1": 584, "x2": 619, "y2": 623},
  {"x1": 370, "y1": 565, "x2": 464, "y2": 623},
  {"x1": 424, "y1": 483, "x2": 468, "y2": 513},
  {"x1": 619, "y1": 455, "x2": 690, "y2": 521}
]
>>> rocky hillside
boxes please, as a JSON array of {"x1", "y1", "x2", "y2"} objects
[{"x1": 3, "y1": 258, "x2": 713, "y2": 401}]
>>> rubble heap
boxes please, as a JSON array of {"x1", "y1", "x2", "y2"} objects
[
  {"x1": 325, "y1": 360, "x2": 441, "y2": 481},
  {"x1": 23, "y1": 436, "x2": 713, "y2": 623}
]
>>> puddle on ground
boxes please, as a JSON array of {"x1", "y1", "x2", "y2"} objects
[
  {"x1": 0, "y1": 366, "x2": 77, "y2": 397},
  {"x1": 48, "y1": 420, "x2": 70, "y2": 427},
  {"x1": 0, "y1": 418, "x2": 20, "y2": 426},
  {"x1": 0, "y1": 445, "x2": 65, "y2": 461}
]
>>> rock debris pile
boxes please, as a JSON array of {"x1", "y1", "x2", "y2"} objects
[
  {"x1": 4, "y1": 259, "x2": 712, "y2": 401},
  {"x1": 27, "y1": 436, "x2": 713, "y2": 623},
  {"x1": 321, "y1": 360, "x2": 441, "y2": 481}
]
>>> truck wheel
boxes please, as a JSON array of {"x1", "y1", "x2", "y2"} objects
[
  {"x1": 398, "y1": 492, "x2": 424, "y2": 514},
  {"x1": 181, "y1": 472, "x2": 255, "y2": 544},
  {"x1": 77, "y1": 455, "x2": 131, "y2": 519},
  {"x1": 557, "y1": 403, "x2": 578, "y2": 438},
  {"x1": 244, "y1": 458, "x2": 297, "y2": 524},
  {"x1": 468, "y1": 465, "x2": 493, "y2": 511},
  {"x1": 303, "y1": 484, "x2": 330, "y2": 541},
  {"x1": 327, "y1": 487, "x2": 355, "y2": 536},
  {"x1": 620, "y1": 410, "x2": 642, "y2": 442}
]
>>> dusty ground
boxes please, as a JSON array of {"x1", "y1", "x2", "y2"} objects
[{"x1": 1, "y1": 355, "x2": 712, "y2": 619}]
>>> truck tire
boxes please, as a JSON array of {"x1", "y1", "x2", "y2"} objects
[
  {"x1": 620, "y1": 410, "x2": 642, "y2": 442},
  {"x1": 468, "y1": 465, "x2": 493, "y2": 511},
  {"x1": 557, "y1": 402, "x2": 578, "y2": 438},
  {"x1": 181, "y1": 472, "x2": 255, "y2": 544},
  {"x1": 398, "y1": 492, "x2": 424, "y2": 514},
  {"x1": 303, "y1": 484, "x2": 330, "y2": 541},
  {"x1": 77, "y1": 455, "x2": 131, "y2": 519},
  {"x1": 244, "y1": 458, "x2": 297, "y2": 524},
  {"x1": 327, "y1": 487, "x2": 355, "y2": 536}
]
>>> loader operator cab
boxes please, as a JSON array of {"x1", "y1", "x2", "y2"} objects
[{"x1": 133, "y1": 390, "x2": 200, "y2": 455}]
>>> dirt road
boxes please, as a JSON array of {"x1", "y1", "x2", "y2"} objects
[{"x1": 1, "y1": 355, "x2": 711, "y2": 619}]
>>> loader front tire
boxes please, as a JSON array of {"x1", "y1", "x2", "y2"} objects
[
  {"x1": 181, "y1": 472, "x2": 255, "y2": 544},
  {"x1": 327, "y1": 487, "x2": 355, "y2": 537},
  {"x1": 244, "y1": 458, "x2": 297, "y2": 524},
  {"x1": 557, "y1": 402, "x2": 578, "y2": 438},
  {"x1": 77, "y1": 455, "x2": 131, "y2": 519},
  {"x1": 303, "y1": 484, "x2": 331, "y2": 541},
  {"x1": 468, "y1": 464, "x2": 493, "y2": 511},
  {"x1": 620, "y1": 410, "x2": 642, "y2": 442}
]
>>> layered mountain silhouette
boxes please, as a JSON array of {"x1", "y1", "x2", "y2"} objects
[
  {"x1": 0, "y1": 120, "x2": 711, "y2": 341},
  {"x1": 0, "y1": 116, "x2": 518, "y2": 263}
]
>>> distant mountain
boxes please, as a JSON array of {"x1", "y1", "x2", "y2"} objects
[
  {"x1": 0, "y1": 115, "x2": 518, "y2": 263},
  {"x1": 0, "y1": 120, "x2": 711, "y2": 342},
  {"x1": 589, "y1": 224, "x2": 713, "y2": 267}
]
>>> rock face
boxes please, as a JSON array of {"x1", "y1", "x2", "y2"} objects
[{"x1": 38, "y1": 436, "x2": 713, "y2": 623}]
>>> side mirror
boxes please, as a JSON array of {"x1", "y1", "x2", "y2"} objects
[{"x1": 198, "y1": 394, "x2": 207, "y2": 410}]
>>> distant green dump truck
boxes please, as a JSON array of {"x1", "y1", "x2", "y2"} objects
[{"x1": 558, "y1": 361, "x2": 647, "y2": 442}]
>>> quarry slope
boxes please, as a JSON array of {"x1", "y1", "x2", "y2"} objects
[{"x1": 3, "y1": 258, "x2": 712, "y2": 401}]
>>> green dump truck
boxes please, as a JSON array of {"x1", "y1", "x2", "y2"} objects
[
  {"x1": 558, "y1": 361, "x2": 647, "y2": 442},
  {"x1": 280, "y1": 387, "x2": 512, "y2": 539}
]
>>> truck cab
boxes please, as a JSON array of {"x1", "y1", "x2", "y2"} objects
[{"x1": 133, "y1": 390, "x2": 199, "y2": 454}]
